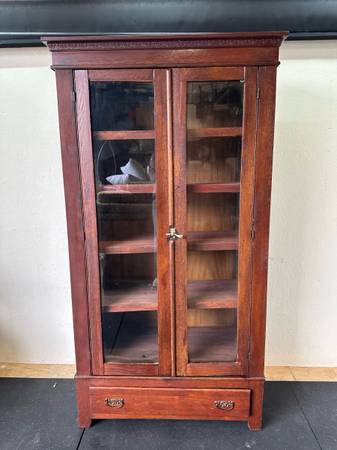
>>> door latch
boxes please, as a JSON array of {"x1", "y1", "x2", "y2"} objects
[{"x1": 166, "y1": 227, "x2": 183, "y2": 241}]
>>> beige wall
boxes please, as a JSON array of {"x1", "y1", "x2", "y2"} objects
[{"x1": 0, "y1": 41, "x2": 336, "y2": 365}]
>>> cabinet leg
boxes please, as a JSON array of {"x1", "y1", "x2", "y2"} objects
[
  {"x1": 248, "y1": 414, "x2": 262, "y2": 431},
  {"x1": 76, "y1": 377, "x2": 91, "y2": 428},
  {"x1": 248, "y1": 379, "x2": 264, "y2": 431},
  {"x1": 78, "y1": 415, "x2": 92, "y2": 428}
]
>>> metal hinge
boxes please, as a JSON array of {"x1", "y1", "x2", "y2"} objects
[
  {"x1": 166, "y1": 227, "x2": 183, "y2": 241},
  {"x1": 256, "y1": 87, "x2": 261, "y2": 99},
  {"x1": 251, "y1": 226, "x2": 256, "y2": 241},
  {"x1": 72, "y1": 90, "x2": 77, "y2": 103}
]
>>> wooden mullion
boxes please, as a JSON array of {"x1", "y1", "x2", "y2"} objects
[
  {"x1": 154, "y1": 68, "x2": 174, "y2": 377},
  {"x1": 187, "y1": 183, "x2": 240, "y2": 193},
  {"x1": 173, "y1": 69, "x2": 189, "y2": 376},
  {"x1": 187, "y1": 127, "x2": 242, "y2": 139},
  {"x1": 93, "y1": 130, "x2": 155, "y2": 141},
  {"x1": 97, "y1": 183, "x2": 155, "y2": 194}
]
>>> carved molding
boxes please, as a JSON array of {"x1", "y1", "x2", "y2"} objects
[{"x1": 47, "y1": 37, "x2": 284, "y2": 52}]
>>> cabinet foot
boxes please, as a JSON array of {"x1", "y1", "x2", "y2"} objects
[
  {"x1": 78, "y1": 416, "x2": 92, "y2": 428},
  {"x1": 248, "y1": 416, "x2": 262, "y2": 431},
  {"x1": 248, "y1": 379, "x2": 264, "y2": 431}
]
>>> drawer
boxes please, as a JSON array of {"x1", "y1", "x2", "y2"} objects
[{"x1": 89, "y1": 387, "x2": 250, "y2": 420}]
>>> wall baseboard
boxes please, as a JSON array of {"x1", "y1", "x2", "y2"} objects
[{"x1": 0, "y1": 363, "x2": 337, "y2": 381}]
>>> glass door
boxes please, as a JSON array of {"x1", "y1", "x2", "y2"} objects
[
  {"x1": 173, "y1": 67, "x2": 257, "y2": 376},
  {"x1": 75, "y1": 69, "x2": 173, "y2": 376}
]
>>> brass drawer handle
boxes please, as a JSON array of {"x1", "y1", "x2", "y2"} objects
[
  {"x1": 214, "y1": 400, "x2": 235, "y2": 411},
  {"x1": 105, "y1": 398, "x2": 124, "y2": 408}
]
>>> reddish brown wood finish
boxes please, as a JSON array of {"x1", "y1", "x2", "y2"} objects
[
  {"x1": 154, "y1": 68, "x2": 175, "y2": 377},
  {"x1": 97, "y1": 183, "x2": 155, "y2": 194},
  {"x1": 90, "y1": 386, "x2": 250, "y2": 420},
  {"x1": 102, "y1": 282, "x2": 158, "y2": 312},
  {"x1": 187, "y1": 127, "x2": 242, "y2": 138},
  {"x1": 249, "y1": 66, "x2": 278, "y2": 378},
  {"x1": 93, "y1": 130, "x2": 155, "y2": 141},
  {"x1": 236, "y1": 67, "x2": 258, "y2": 376},
  {"x1": 187, "y1": 280, "x2": 237, "y2": 309},
  {"x1": 55, "y1": 70, "x2": 91, "y2": 376},
  {"x1": 188, "y1": 183, "x2": 240, "y2": 193},
  {"x1": 46, "y1": 32, "x2": 286, "y2": 430},
  {"x1": 173, "y1": 66, "x2": 257, "y2": 378},
  {"x1": 75, "y1": 70, "x2": 104, "y2": 375}
]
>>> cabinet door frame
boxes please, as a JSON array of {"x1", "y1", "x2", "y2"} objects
[
  {"x1": 173, "y1": 66, "x2": 258, "y2": 377},
  {"x1": 74, "y1": 68, "x2": 174, "y2": 376}
]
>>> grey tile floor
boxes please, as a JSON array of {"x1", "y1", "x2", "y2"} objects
[{"x1": 0, "y1": 379, "x2": 336, "y2": 450}]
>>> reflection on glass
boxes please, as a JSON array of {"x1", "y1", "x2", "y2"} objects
[
  {"x1": 90, "y1": 82, "x2": 154, "y2": 131},
  {"x1": 93, "y1": 139, "x2": 155, "y2": 187},
  {"x1": 187, "y1": 81, "x2": 243, "y2": 128}
]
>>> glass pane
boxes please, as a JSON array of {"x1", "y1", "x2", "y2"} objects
[
  {"x1": 187, "y1": 137, "x2": 241, "y2": 184},
  {"x1": 186, "y1": 79, "x2": 243, "y2": 365},
  {"x1": 187, "y1": 193, "x2": 239, "y2": 233},
  {"x1": 89, "y1": 81, "x2": 158, "y2": 365},
  {"x1": 187, "y1": 81, "x2": 243, "y2": 128},
  {"x1": 187, "y1": 251, "x2": 238, "y2": 363},
  {"x1": 93, "y1": 139, "x2": 155, "y2": 186},
  {"x1": 90, "y1": 82, "x2": 154, "y2": 131},
  {"x1": 103, "y1": 311, "x2": 158, "y2": 363}
]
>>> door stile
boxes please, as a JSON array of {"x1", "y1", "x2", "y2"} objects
[
  {"x1": 75, "y1": 69, "x2": 104, "y2": 375},
  {"x1": 172, "y1": 70, "x2": 189, "y2": 375},
  {"x1": 236, "y1": 67, "x2": 258, "y2": 375},
  {"x1": 154, "y1": 69, "x2": 175, "y2": 376}
]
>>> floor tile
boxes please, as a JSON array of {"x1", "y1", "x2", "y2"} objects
[
  {"x1": 0, "y1": 378, "x2": 82, "y2": 450},
  {"x1": 293, "y1": 382, "x2": 337, "y2": 450},
  {"x1": 79, "y1": 382, "x2": 320, "y2": 450}
]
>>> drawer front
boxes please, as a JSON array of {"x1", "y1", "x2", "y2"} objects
[{"x1": 90, "y1": 387, "x2": 250, "y2": 420}]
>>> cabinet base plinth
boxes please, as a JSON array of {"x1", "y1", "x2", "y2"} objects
[{"x1": 76, "y1": 376, "x2": 264, "y2": 430}]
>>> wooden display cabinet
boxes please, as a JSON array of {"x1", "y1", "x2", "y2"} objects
[{"x1": 43, "y1": 32, "x2": 287, "y2": 430}]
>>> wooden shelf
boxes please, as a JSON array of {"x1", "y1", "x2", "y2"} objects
[
  {"x1": 187, "y1": 280, "x2": 237, "y2": 309},
  {"x1": 100, "y1": 231, "x2": 238, "y2": 254},
  {"x1": 188, "y1": 231, "x2": 238, "y2": 251},
  {"x1": 188, "y1": 326, "x2": 237, "y2": 362},
  {"x1": 105, "y1": 324, "x2": 158, "y2": 364},
  {"x1": 99, "y1": 236, "x2": 155, "y2": 254},
  {"x1": 188, "y1": 183, "x2": 240, "y2": 193},
  {"x1": 93, "y1": 130, "x2": 155, "y2": 140},
  {"x1": 102, "y1": 279, "x2": 236, "y2": 313},
  {"x1": 187, "y1": 127, "x2": 242, "y2": 139},
  {"x1": 97, "y1": 184, "x2": 155, "y2": 194},
  {"x1": 102, "y1": 281, "x2": 157, "y2": 312}
]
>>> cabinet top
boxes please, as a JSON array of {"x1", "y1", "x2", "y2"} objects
[
  {"x1": 42, "y1": 32, "x2": 287, "y2": 69},
  {"x1": 42, "y1": 32, "x2": 287, "y2": 50}
]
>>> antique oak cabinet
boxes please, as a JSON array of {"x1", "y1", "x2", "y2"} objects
[{"x1": 43, "y1": 32, "x2": 286, "y2": 430}]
